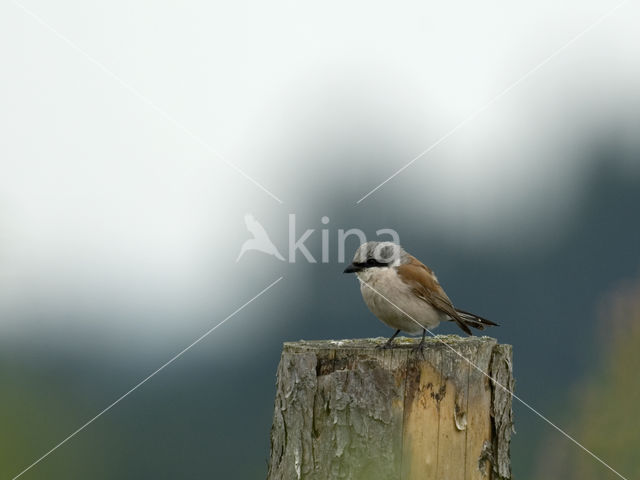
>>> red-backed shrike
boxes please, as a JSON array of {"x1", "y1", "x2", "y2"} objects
[{"x1": 344, "y1": 241, "x2": 498, "y2": 349}]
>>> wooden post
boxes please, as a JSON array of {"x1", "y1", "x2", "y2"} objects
[{"x1": 267, "y1": 336, "x2": 513, "y2": 480}]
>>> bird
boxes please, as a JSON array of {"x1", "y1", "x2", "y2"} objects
[
  {"x1": 343, "y1": 241, "x2": 497, "y2": 350},
  {"x1": 236, "y1": 214, "x2": 285, "y2": 262}
]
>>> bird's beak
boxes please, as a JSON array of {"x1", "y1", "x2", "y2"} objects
[{"x1": 343, "y1": 263, "x2": 363, "y2": 273}]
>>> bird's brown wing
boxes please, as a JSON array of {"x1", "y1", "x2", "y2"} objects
[{"x1": 397, "y1": 256, "x2": 472, "y2": 335}]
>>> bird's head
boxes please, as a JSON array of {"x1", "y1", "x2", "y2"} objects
[{"x1": 343, "y1": 241, "x2": 406, "y2": 274}]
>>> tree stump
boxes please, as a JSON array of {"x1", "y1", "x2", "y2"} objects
[{"x1": 267, "y1": 336, "x2": 513, "y2": 480}]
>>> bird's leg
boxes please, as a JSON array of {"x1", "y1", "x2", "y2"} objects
[
  {"x1": 412, "y1": 329, "x2": 426, "y2": 357},
  {"x1": 378, "y1": 329, "x2": 401, "y2": 349}
]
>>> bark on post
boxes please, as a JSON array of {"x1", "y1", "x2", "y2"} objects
[{"x1": 267, "y1": 336, "x2": 513, "y2": 480}]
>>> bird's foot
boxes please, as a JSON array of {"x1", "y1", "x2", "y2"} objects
[
  {"x1": 376, "y1": 341, "x2": 394, "y2": 350},
  {"x1": 411, "y1": 340, "x2": 426, "y2": 359}
]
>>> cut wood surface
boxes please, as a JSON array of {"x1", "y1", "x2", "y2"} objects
[{"x1": 267, "y1": 336, "x2": 513, "y2": 480}]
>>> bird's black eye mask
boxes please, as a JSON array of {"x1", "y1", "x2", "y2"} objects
[
  {"x1": 344, "y1": 254, "x2": 395, "y2": 273},
  {"x1": 358, "y1": 258, "x2": 390, "y2": 268}
]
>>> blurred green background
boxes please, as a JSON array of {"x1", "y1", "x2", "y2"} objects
[
  {"x1": 3, "y1": 158, "x2": 639, "y2": 479},
  {"x1": 2, "y1": 1, "x2": 639, "y2": 479}
]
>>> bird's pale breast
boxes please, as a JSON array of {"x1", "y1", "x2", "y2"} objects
[{"x1": 357, "y1": 267, "x2": 444, "y2": 334}]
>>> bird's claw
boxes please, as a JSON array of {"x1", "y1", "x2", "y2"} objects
[{"x1": 411, "y1": 342, "x2": 426, "y2": 359}]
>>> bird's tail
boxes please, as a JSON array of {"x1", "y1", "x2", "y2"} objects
[{"x1": 455, "y1": 308, "x2": 499, "y2": 331}]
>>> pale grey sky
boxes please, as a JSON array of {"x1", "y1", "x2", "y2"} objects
[{"x1": 1, "y1": 0, "x2": 639, "y2": 334}]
